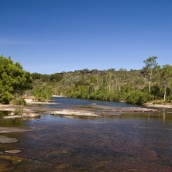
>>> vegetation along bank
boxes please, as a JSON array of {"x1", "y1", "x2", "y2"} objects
[{"x1": 1, "y1": 55, "x2": 172, "y2": 106}]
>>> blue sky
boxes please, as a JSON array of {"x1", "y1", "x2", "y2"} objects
[{"x1": 0, "y1": 0, "x2": 172, "y2": 74}]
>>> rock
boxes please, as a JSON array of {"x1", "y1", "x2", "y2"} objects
[
  {"x1": 63, "y1": 116, "x2": 74, "y2": 118},
  {"x1": 0, "y1": 136, "x2": 18, "y2": 143},
  {"x1": 22, "y1": 113, "x2": 40, "y2": 118},
  {"x1": 25, "y1": 99, "x2": 57, "y2": 104},
  {"x1": 9, "y1": 112, "x2": 15, "y2": 116},
  {"x1": 3, "y1": 115, "x2": 22, "y2": 119},
  {"x1": 5, "y1": 150, "x2": 21, "y2": 154},
  {"x1": 50, "y1": 109, "x2": 98, "y2": 117},
  {"x1": 0, "y1": 127, "x2": 31, "y2": 133}
]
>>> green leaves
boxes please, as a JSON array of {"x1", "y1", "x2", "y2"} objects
[
  {"x1": 30, "y1": 56, "x2": 172, "y2": 105},
  {"x1": 1, "y1": 91, "x2": 13, "y2": 104},
  {"x1": 126, "y1": 90, "x2": 149, "y2": 105},
  {"x1": 0, "y1": 55, "x2": 32, "y2": 104},
  {"x1": 31, "y1": 86, "x2": 53, "y2": 101}
]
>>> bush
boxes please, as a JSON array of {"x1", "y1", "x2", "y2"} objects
[
  {"x1": 126, "y1": 90, "x2": 148, "y2": 105},
  {"x1": 14, "y1": 106, "x2": 24, "y2": 115},
  {"x1": 0, "y1": 91, "x2": 13, "y2": 104},
  {"x1": 0, "y1": 56, "x2": 32, "y2": 104},
  {"x1": 32, "y1": 86, "x2": 53, "y2": 101},
  {"x1": 11, "y1": 98, "x2": 26, "y2": 105}
]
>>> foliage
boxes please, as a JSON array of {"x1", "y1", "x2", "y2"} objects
[
  {"x1": 49, "y1": 73, "x2": 63, "y2": 82},
  {"x1": 31, "y1": 72, "x2": 63, "y2": 83},
  {"x1": 11, "y1": 98, "x2": 26, "y2": 105},
  {"x1": 143, "y1": 56, "x2": 159, "y2": 92},
  {"x1": 0, "y1": 91, "x2": 14, "y2": 104},
  {"x1": 29, "y1": 56, "x2": 172, "y2": 105},
  {"x1": 5, "y1": 55, "x2": 172, "y2": 105},
  {"x1": 160, "y1": 65, "x2": 172, "y2": 101},
  {"x1": 126, "y1": 90, "x2": 149, "y2": 105},
  {"x1": 0, "y1": 56, "x2": 32, "y2": 104},
  {"x1": 31, "y1": 86, "x2": 53, "y2": 101},
  {"x1": 14, "y1": 106, "x2": 24, "y2": 115}
]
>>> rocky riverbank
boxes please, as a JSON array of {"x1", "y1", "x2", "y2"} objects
[
  {"x1": 144, "y1": 102, "x2": 172, "y2": 109},
  {"x1": 0, "y1": 102, "x2": 159, "y2": 119},
  {"x1": 0, "y1": 104, "x2": 159, "y2": 119},
  {"x1": 24, "y1": 98, "x2": 57, "y2": 104},
  {"x1": 50, "y1": 104, "x2": 159, "y2": 117}
]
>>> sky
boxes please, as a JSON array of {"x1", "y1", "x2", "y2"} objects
[{"x1": 0, "y1": 0, "x2": 172, "y2": 74}]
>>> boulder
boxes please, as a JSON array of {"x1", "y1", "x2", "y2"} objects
[{"x1": 0, "y1": 136, "x2": 18, "y2": 143}]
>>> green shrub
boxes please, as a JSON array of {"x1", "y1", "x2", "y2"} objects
[
  {"x1": 0, "y1": 91, "x2": 13, "y2": 104},
  {"x1": 11, "y1": 98, "x2": 26, "y2": 105},
  {"x1": 14, "y1": 106, "x2": 23, "y2": 115},
  {"x1": 126, "y1": 90, "x2": 149, "y2": 105}
]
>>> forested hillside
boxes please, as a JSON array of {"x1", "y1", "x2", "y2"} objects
[
  {"x1": 1, "y1": 55, "x2": 171, "y2": 105},
  {"x1": 31, "y1": 56, "x2": 172, "y2": 105}
]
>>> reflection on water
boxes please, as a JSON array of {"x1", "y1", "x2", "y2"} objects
[
  {"x1": 45, "y1": 97, "x2": 139, "y2": 108},
  {"x1": 0, "y1": 111, "x2": 23, "y2": 127},
  {"x1": 0, "y1": 98, "x2": 172, "y2": 171}
]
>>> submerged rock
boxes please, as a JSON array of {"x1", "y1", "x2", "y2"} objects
[
  {"x1": 3, "y1": 113, "x2": 40, "y2": 119},
  {"x1": 0, "y1": 136, "x2": 18, "y2": 143},
  {"x1": 0, "y1": 127, "x2": 31, "y2": 133},
  {"x1": 3, "y1": 115, "x2": 22, "y2": 119},
  {"x1": 22, "y1": 113, "x2": 40, "y2": 118},
  {"x1": 5, "y1": 150, "x2": 21, "y2": 154}
]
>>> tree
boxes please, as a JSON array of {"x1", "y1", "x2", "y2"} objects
[
  {"x1": 0, "y1": 56, "x2": 32, "y2": 104},
  {"x1": 143, "y1": 56, "x2": 158, "y2": 93},
  {"x1": 160, "y1": 65, "x2": 172, "y2": 101},
  {"x1": 49, "y1": 73, "x2": 63, "y2": 82},
  {"x1": 31, "y1": 72, "x2": 42, "y2": 80}
]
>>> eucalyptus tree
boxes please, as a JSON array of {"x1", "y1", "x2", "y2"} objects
[
  {"x1": 106, "y1": 68, "x2": 115, "y2": 92},
  {"x1": 143, "y1": 56, "x2": 158, "y2": 93},
  {"x1": 160, "y1": 64, "x2": 172, "y2": 101}
]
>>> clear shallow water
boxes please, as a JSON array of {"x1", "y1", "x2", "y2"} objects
[
  {"x1": 0, "y1": 98, "x2": 172, "y2": 172},
  {"x1": 45, "y1": 97, "x2": 139, "y2": 108}
]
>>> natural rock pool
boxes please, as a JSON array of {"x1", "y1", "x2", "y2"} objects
[{"x1": 0, "y1": 98, "x2": 172, "y2": 172}]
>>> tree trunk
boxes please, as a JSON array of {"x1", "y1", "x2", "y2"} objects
[
  {"x1": 164, "y1": 86, "x2": 167, "y2": 101},
  {"x1": 148, "y1": 81, "x2": 151, "y2": 93}
]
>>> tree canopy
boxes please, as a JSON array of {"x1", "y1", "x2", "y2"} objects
[
  {"x1": 30, "y1": 56, "x2": 172, "y2": 105},
  {"x1": 2, "y1": 55, "x2": 172, "y2": 105},
  {"x1": 0, "y1": 56, "x2": 32, "y2": 104}
]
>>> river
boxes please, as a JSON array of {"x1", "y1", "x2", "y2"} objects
[{"x1": 0, "y1": 97, "x2": 172, "y2": 171}]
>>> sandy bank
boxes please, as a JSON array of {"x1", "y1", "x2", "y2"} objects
[
  {"x1": 24, "y1": 99, "x2": 58, "y2": 104},
  {"x1": 144, "y1": 103, "x2": 172, "y2": 108},
  {"x1": 52, "y1": 95, "x2": 67, "y2": 97}
]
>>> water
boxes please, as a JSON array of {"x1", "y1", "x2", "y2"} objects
[
  {"x1": 45, "y1": 97, "x2": 139, "y2": 108},
  {"x1": 0, "y1": 98, "x2": 172, "y2": 172}
]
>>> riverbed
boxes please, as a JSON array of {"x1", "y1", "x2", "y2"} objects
[{"x1": 0, "y1": 97, "x2": 172, "y2": 171}]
